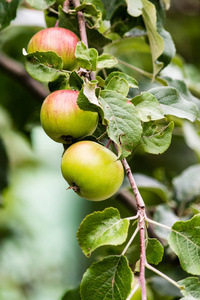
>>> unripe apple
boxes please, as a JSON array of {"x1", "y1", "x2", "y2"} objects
[
  {"x1": 40, "y1": 90, "x2": 98, "y2": 143},
  {"x1": 61, "y1": 141, "x2": 124, "y2": 201},
  {"x1": 27, "y1": 27, "x2": 79, "y2": 70}
]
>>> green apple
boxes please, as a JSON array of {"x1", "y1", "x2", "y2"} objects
[
  {"x1": 40, "y1": 90, "x2": 98, "y2": 143},
  {"x1": 27, "y1": 27, "x2": 79, "y2": 70},
  {"x1": 61, "y1": 141, "x2": 124, "y2": 201}
]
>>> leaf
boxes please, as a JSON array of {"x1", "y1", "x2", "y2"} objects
[
  {"x1": 77, "y1": 208, "x2": 129, "y2": 257},
  {"x1": 146, "y1": 238, "x2": 164, "y2": 265},
  {"x1": 125, "y1": 0, "x2": 143, "y2": 17},
  {"x1": 132, "y1": 92, "x2": 164, "y2": 122},
  {"x1": 149, "y1": 87, "x2": 199, "y2": 122},
  {"x1": 75, "y1": 3, "x2": 102, "y2": 28},
  {"x1": 80, "y1": 255, "x2": 133, "y2": 300},
  {"x1": 164, "y1": 77, "x2": 200, "y2": 117},
  {"x1": 106, "y1": 77, "x2": 129, "y2": 97},
  {"x1": 105, "y1": 37, "x2": 153, "y2": 75},
  {"x1": 138, "y1": 121, "x2": 174, "y2": 155},
  {"x1": 183, "y1": 122, "x2": 200, "y2": 159},
  {"x1": 26, "y1": 0, "x2": 56, "y2": 10},
  {"x1": 141, "y1": 0, "x2": 164, "y2": 78},
  {"x1": 105, "y1": 72, "x2": 138, "y2": 89},
  {"x1": 153, "y1": 204, "x2": 179, "y2": 240},
  {"x1": 25, "y1": 0, "x2": 55, "y2": 10},
  {"x1": 134, "y1": 174, "x2": 170, "y2": 203},
  {"x1": 101, "y1": 0, "x2": 124, "y2": 19},
  {"x1": 83, "y1": 0, "x2": 106, "y2": 20},
  {"x1": 77, "y1": 86, "x2": 104, "y2": 121},
  {"x1": 99, "y1": 90, "x2": 142, "y2": 158},
  {"x1": 25, "y1": 51, "x2": 64, "y2": 82},
  {"x1": 153, "y1": 0, "x2": 175, "y2": 68},
  {"x1": 48, "y1": 74, "x2": 70, "y2": 92},
  {"x1": 168, "y1": 214, "x2": 200, "y2": 275},
  {"x1": 178, "y1": 277, "x2": 200, "y2": 299},
  {"x1": 61, "y1": 286, "x2": 81, "y2": 300},
  {"x1": 75, "y1": 42, "x2": 98, "y2": 70},
  {"x1": 69, "y1": 71, "x2": 84, "y2": 91},
  {"x1": 0, "y1": 0, "x2": 21, "y2": 30},
  {"x1": 172, "y1": 164, "x2": 200, "y2": 203},
  {"x1": 97, "y1": 53, "x2": 118, "y2": 69}
]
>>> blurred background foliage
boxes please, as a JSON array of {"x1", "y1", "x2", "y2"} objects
[{"x1": 0, "y1": 0, "x2": 200, "y2": 299}]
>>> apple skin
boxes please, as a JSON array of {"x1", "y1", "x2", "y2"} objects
[
  {"x1": 27, "y1": 27, "x2": 79, "y2": 70},
  {"x1": 40, "y1": 90, "x2": 98, "y2": 143},
  {"x1": 61, "y1": 141, "x2": 124, "y2": 201}
]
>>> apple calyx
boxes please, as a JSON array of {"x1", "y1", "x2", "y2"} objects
[
  {"x1": 61, "y1": 135, "x2": 73, "y2": 144},
  {"x1": 67, "y1": 182, "x2": 80, "y2": 193}
]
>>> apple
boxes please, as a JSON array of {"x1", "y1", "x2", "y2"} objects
[
  {"x1": 27, "y1": 27, "x2": 79, "y2": 70},
  {"x1": 61, "y1": 141, "x2": 124, "y2": 201},
  {"x1": 40, "y1": 90, "x2": 98, "y2": 143}
]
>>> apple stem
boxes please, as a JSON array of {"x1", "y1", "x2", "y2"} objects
[{"x1": 106, "y1": 139, "x2": 111, "y2": 148}]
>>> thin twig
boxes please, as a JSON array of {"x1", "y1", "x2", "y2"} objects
[
  {"x1": 126, "y1": 281, "x2": 140, "y2": 300},
  {"x1": 121, "y1": 225, "x2": 139, "y2": 256},
  {"x1": 0, "y1": 52, "x2": 48, "y2": 101},
  {"x1": 145, "y1": 263, "x2": 180, "y2": 289}
]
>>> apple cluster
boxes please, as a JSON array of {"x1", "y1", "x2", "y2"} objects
[{"x1": 27, "y1": 27, "x2": 124, "y2": 201}]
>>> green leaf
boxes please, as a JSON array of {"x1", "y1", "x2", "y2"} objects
[
  {"x1": 138, "y1": 121, "x2": 174, "y2": 155},
  {"x1": 141, "y1": 0, "x2": 164, "y2": 78},
  {"x1": 178, "y1": 277, "x2": 200, "y2": 299},
  {"x1": 105, "y1": 72, "x2": 138, "y2": 89},
  {"x1": 125, "y1": 0, "x2": 143, "y2": 17},
  {"x1": 75, "y1": 3, "x2": 102, "y2": 28},
  {"x1": 168, "y1": 214, "x2": 200, "y2": 275},
  {"x1": 101, "y1": 0, "x2": 124, "y2": 19},
  {"x1": 80, "y1": 255, "x2": 133, "y2": 300},
  {"x1": 25, "y1": 51, "x2": 64, "y2": 82},
  {"x1": 83, "y1": 0, "x2": 106, "y2": 19},
  {"x1": 164, "y1": 77, "x2": 200, "y2": 117},
  {"x1": 69, "y1": 71, "x2": 84, "y2": 91},
  {"x1": 77, "y1": 208, "x2": 129, "y2": 257},
  {"x1": 152, "y1": 0, "x2": 175, "y2": 68},
  {"x1": 77, "y1": 85, "x2": 104, "y2": 120},
  {"x1": 146, "y1": 238, "x2": 164, "y2": 265},
  {"x1": 132, "y1": 92, "x2": 164, "y2": 122},
  {"x1": 0, "y1": 0, "x2": 21, "y2": 30},
  {"x1": 99, "y1": 90, "x2": 142, "y2": 158},
  {"x1": 134, "y1": 173, "x2": 170, "y2": 204},
  {"x1": 149, "y1": 87, "x2": 199, "y2": 122},
  {"x1": 183, "y1": 122, "x2": 200, "y2": 160},
  {"x1": 75, "y1": 42, "x2": 98, "y2": 71},
  {"x1": 25, "y1": 0, "x2": 55, "y2": 10},
  {"x1": 172, "y1": 164, "x2": 200, "y2": 203},
  {"x1": 61, "y1": 286, "x2": 81, "y2": 300},
  {"x1": 48, "y1": 74, "x2": 70, "y2": 92},
  {"x1": 153, "y1": 204, "x2": 179, "y2": 240},
  {"x1": 105, "y1": 37, "x2": 153, "y2": 75},
  {"x1": 97, "y1": 53, "x2": 118, "y2": 69},
  {"x1": 106, "y1": 77, "x2": 129, "y2": 97}
]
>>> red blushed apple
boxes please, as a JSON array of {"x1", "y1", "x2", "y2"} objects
[
  {"x1": 40, "y1": 90, "x2": 98, "y2": 143},
  {"x1": 27, "y1": 27, "x2": 79, "y2": 70}
]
